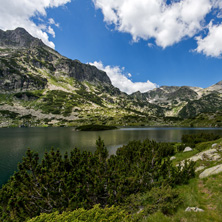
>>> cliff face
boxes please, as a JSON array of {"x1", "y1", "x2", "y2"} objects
[{"x1": 54, "y1": 59, "x2": 112, "y2": 86}]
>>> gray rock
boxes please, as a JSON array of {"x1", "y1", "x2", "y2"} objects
[
  {"x1": 170, "y1": 156, "x2": 176, "y2": 161},
  {"x1": 212, "y1": 143, "x2": 217, "y2": 148},
  {"x1": 195, "y1": 166, "x2": 206, "y2": 172},
  {"x1": 185, "y1": 207, "x2": 204, "y2": 212},
  {"x1": 183, "y1": 147, "x2": 193, "y2": 152},
  {"x1": 0, "y1": 27, "x2": 44, "y2": 48},
  {"x1": 199, "y1": 164, "x2": 222, "y2": 179}
]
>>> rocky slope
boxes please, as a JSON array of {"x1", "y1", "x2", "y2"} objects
[{"x1": 0, "y1": 28, "x2": 222, "y2": 127}]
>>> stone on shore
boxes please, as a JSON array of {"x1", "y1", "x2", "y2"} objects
[
  {"x1": 199, "y1": 164, "x2": 222, "y2": 179},
  {"x1": 183, "y1": 147, "x2": 193, "y2": 152}
]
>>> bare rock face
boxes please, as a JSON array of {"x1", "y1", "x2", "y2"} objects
[
  {"x1": 0, "y1": 71, "x2": 47, "y2": 93},
  {"x1": 54, "y1": 59, "x2": 112, "y2": 86},
  {"x1": 0, "y1": 28, "x2": 44, "y2": 48}
]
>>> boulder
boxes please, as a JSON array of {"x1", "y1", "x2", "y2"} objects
[
  {"x1": 212, "y1": 143, "x2": 217, "y2": 148},
  {"x1": 195, "y1": 166, "x2": 206, "y2": 172},
  {"x1": 183, "y1": 147, "x2": 193, "y2": 152},
  {"x1": 185, "y1": 207, "x2": 204, "y2": 212},
  {"x1": 170, "y1": 156, "x2": 176, "y2": 161},
  {"x1": 199, "y1": 164, "x2": 222, "y2": 179}
]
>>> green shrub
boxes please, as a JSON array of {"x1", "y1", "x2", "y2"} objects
[
  {"x1": 40, "y1": 90, "x2": 80, "y2": 115},
  {"x1": 181, "y1": 133, "x2": 221, "y2": 148},
  {"x1": 0, "y1": 138, "x2": 195, "y2": 221},
  {"x1": 76, "y1": 89, "x2": 104, "y2": 106},
  {"x1": 28, "y1": 205, "x2": 132, "y2": 222},
  {"x1": 125, "y1": 185, "x2": 182, "y2": 216},
  {"x1": 177, "y1": 144, "x2": 186, "y2": 152}
]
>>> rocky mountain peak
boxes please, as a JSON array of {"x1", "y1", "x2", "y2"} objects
[
  {"x1": 0, "y1": 27, "x2": 44, "y2": 48},
  {"x1": 215, "y1": 80, "x2": 222, "y2": 85},
  {"x1": 205, "y1": 80, "x2": 222, "y2": 93}
]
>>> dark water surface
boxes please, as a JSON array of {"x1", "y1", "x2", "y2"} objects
[{"x1": 1, "y1": 127, "x2": 222, "y2": 186}]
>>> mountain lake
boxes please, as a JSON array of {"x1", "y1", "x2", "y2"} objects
[{"x1": 1, "y1": 127, "x2": 222, "y2": 186}]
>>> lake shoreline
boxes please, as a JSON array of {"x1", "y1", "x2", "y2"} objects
[{"x1": 1, "y1": 124, "x2": 222, "y2": 130}]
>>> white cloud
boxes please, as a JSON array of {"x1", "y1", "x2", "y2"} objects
[
  {"x1": 48, "y1": 26, "x2": 56, "y2": 38},
  {"x1": 148, "y1": 43, "x2": 155, "y2": 48},
  {"x1": 93, "y1": 0, "x2": 222, "y2": 57},
  {"x1": 212, "y1": 0, "x2": 222, "y2": 9},
  {"x1": 49, "y1": 18, "x2": 55, "y2": 24},
  {"x1": 93, "y1": 0, "x2": 212, "y2": 48},
  {"x1": 0, "y1": 0, "x2": 70, "y2": 48},
  {"x1": 90, "y1": 61, "x2": 157, "y2": 94},
  {"x1": 195, "y1": 22, "x2": 222, "y2": 57},
  {"x1": 49, "y1": 18, "x2": 60, "y2": 27}
]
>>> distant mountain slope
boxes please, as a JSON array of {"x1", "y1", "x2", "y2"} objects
[
  {"x1": 131, "y1": 86, "x2": 200, "y2": 105},
  {"x1": 178, "y1": 92, "x2": 222, "y2": 118}
]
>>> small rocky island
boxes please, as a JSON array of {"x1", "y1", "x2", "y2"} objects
[{"x1": 75, "y1": 124, "x2": 117, "y2": 131}]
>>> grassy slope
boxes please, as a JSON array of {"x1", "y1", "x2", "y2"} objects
[
  {"x1": 180, "y1": 111, "x2": 222, "y2": 127},
  {"x1": 145, "y1": 175, "x2": 222, "y2": 222},
  {"x1": 145, "y1": 139, "x2": 222, "y2": 222}
]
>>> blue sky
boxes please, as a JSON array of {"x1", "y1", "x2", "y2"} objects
[{"x1": 1, "y1": 0, "x2": 222, "y2": 94}]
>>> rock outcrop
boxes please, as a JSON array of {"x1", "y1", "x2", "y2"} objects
[
  {"x1": 199, "y1": 164, "x2": 222, "y2": 179},
  {"x1": 0, "y1": 28, "x2": 44, "y2": 48},
  {"x1": 183, "y1": 147, "x2": 193, "y2": 152}
]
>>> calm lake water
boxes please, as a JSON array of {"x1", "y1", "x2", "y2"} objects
[{"x1": 1, "y1": 127, "x2": 222, "y2": 186}]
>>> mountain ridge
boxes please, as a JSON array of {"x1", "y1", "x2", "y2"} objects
[{"x1": 0, "y1": 28, "x2": 222, "y2": 127}]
